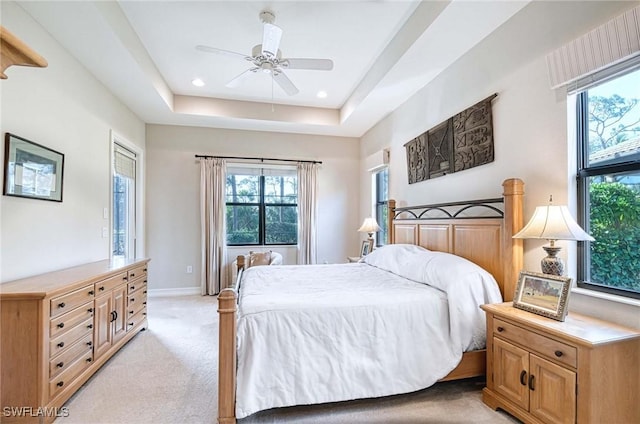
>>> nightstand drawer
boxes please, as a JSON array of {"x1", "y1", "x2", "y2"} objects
[{"x1": 493, "y1": 318, "x2": 577, "y2": 368}]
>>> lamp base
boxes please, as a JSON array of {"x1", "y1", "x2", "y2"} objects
[{"x1": 541, "y1": 246, "x2": 564, "y2": 276}]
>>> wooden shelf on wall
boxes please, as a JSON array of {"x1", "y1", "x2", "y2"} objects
[{"x1": 0, "y1": 26, "x2": 48, "y2": 79}]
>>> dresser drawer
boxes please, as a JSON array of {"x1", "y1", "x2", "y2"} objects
[
  {"x1": 128, "y1": 291, "x2": 147, "y2": 310},
  {"x1": 94, "y1": 271, "x2": 128, "y2": 295},
  {"x1": 49, "y1": 350, "x2": 93, "y2": 400},
  {"x1": 50, "y1": 317, "x2": 93, "y2": 359},
  {"x1": 493, "y1": 318, "x2": 577, "y2": 368},
  {"x1": 50, "y1": 285, "x2": 95, "y2": 318},
  {"x1": 126, "y1": 309, "x2": 146, "y2": 332},
  {"x1": 49, "y1": 332, "x2": 93, "y2": 378},
  {"x1": 127, "y1": 279, "x2": 147, "y2": 295},
  {"x1": 50, "y1": 301, "x2": 94, "y2": 338},
  {"x1": 128, "y1": 264, "x2": 148, "y2": 281},
  {"x1": 127, "y1": 295, "x2": 146, "y2": 318}
]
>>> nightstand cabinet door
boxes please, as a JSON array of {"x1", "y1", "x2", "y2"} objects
[
  {"x1": 494, "y1": 338, "x2": 529, "y2": 411},
  {"x1": 529, "y1": 355, "x2": 576, "y2": 424}
]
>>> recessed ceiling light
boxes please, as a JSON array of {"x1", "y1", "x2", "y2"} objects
[
  {"x1": 316, "y1": 90, "x2": 327, "y2": 98},
  {"x1": 192, "y1": 78, "x2": 205, "y2": 87}
]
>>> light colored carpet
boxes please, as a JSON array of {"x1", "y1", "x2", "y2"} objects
[{"x1": 55, "y1": 295, "x2": 519, "y2": 424}]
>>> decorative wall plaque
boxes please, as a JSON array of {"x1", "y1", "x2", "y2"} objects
[
  {"x1": 404, "y1": 134, "x2": 428, "y2": 184},
  {"x1": 405, "y1": 94, "x2": 496, "y2": 184},
  {"x1": 453, "y1": 94, "x2": 496, "y2": 172}
]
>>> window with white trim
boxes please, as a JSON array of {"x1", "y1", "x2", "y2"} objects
[
  {"x1": 575, "y1": 65, "x2": 640, "y2": 299},
  {"x1": 226, "y1": 166, "x2": 298, "y2": 246},
  {"x1": 112, "y1": 143, "x2": 137, "y2": 259},
  {"x1": 374, "y1": 167, "x2": 389, "y2": 247}
]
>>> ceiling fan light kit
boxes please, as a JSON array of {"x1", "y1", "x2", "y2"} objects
[{"x1": 196, "y1": 9, "x2": 333, "y2": 97}]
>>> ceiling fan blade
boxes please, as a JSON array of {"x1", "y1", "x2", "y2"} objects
[
  {"x1": 261, "y1": 23, "x2": 282, "y2": 58},
  {"x1": 282, "y1": 58, "x2": 334, "y2": 71},
  {"x1": 226, "y1": 68, "x2": 258, "y2": 88},
  {"x1": 196, "y1": 45, "x2": 250, "y2": 61},
  {"x1": 273, "y1": 71, "x2": 299, "y2": 96}
]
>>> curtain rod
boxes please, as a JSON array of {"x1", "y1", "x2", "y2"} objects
[{"x1": 195, "y1": 154, "x2": 322, "y2": 165}]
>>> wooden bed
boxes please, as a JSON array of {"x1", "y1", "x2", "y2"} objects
[{"x1": 217, "y1": 178, "x2": 524, "y2": 424}]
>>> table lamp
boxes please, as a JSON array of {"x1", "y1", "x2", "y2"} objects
[
  {"x1": 513, "y1": 196, "x2": 594, "y2": 275},
  {"x1": 358, "y1": 217, "x2": 381, "y2": 242}
]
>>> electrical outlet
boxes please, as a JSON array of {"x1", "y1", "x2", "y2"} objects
[{"x1": 186, "y1": 266, "x2": 193, "y2": 274}]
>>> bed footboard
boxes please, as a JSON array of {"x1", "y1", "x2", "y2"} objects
[{"x1": 218, "y1": 288, "x2": 237, "y2": 424}]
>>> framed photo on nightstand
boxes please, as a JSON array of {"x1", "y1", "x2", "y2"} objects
[
  {"x1": 513, "y1": 270, "x2": 572, "y2": 321},
  {"x1": 360, "y1": 239, "x2": 373, "y2": 256}
]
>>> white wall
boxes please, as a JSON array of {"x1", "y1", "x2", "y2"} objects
[
  {"x1": 145, "y1": 124, "x2": 359, "y2": 292},
  {"x1": 360, "y1": 1, "x2": 640, "y2": 329},
  {"x1": 0, "y1": 2, "x2": 145, "y2": 282}
]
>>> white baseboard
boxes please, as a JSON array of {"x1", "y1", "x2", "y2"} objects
[{"x1": 147, "y1": 287, "x2": 200, "y2": 297}]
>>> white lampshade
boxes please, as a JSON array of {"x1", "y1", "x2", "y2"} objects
[
  {"x1": 358, "y1": 217, "x2": 381, "y2": 234},
  {"x1": 513, "y1": 205, "x2": 594, "y2": 242}
]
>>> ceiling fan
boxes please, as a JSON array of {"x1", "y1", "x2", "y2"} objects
[{"x1": 196, "y1": 10, "x2": 333, "y2": 96}]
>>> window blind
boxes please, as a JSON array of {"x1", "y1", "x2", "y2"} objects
[
  {"x1": 546, "y1": 5, "x2": 640, "y2": 90},
  {"x1": 114, "y1": 144, "x2": 136, "y2": 179}
]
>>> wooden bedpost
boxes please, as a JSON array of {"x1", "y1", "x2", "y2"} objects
[
  {"x1": 218, "y1": 288, "x2": 237, "y2": 424},
  {"x1": 502, "y1": 178, "x2": 524, "y2": 301},
  {"x1": 388, "y1": 199, "x2": 396, "y2": 244}
]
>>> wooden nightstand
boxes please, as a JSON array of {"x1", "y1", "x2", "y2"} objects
[
  {"x1": 481, "y1": 302, "x2": 640, "y2": 424},
  {"x1": 347, "y1": 256, "x2": 361, "y2": 263}
]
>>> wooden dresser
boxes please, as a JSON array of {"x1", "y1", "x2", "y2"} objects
[
  {"x1": 481, "y1": 302, "x2": 640, "y2": 424},
  {"x1": 1, "y1": 258, "x2": 149, "y2": 423}
]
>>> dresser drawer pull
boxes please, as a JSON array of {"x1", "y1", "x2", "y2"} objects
[
  {"x1": 57, "y1": 381, "x2": 64, "y2": 387},
  {"x1": 86, "y1": 341, "x2": 93, "y2": 347},
  {"x1": 130, "y1": 273, "x2": 136, "y2": 278},
  {"x1": 143, "y1": 291, "x2": 147, "y2": 294},
  {"x1": 143, "y1": 301, "x2": 147, "y2": 305},
  {"x1": 57, "y1": 362, "x2": 64, "y2": 368},
  {"x1": 57, "y1": 342, "x2": 65, "y2": 348},
  {"x1": 496, "y1": 326, "x2": 504, "y2": 332},
  {"x1": 87, "y1": 324, "x2": 93, "y2": 329},
  {"x1": 88, "y1": 290, "x2": 94, "y2": 295},
  {"x1": 143, "y1": 312, "x2": 147, "y2": 316},
  {"x1": 554, "y1": 350, "x2": 563, "y2": 357},
  {"x1": 58, "y1": 302, "x2": 66, "y2": 308},
  {"x1": 130, "y1": 298, "x2": 135, "y2": 302},
  {"x1": 143, "y1": 268, "x2": 147, "y2": 272},
  {"x1": 519, "y1": 370, "x2": 527, "y2": 386},
  {"x1": 57, "y1": 323, "x2": 65, "y2": 329},
  {"x1": 129, "y1": 310, "x2": 134, "y2": 315},
  {"x1": 144, "y1": 280, "x2": 148, "y2": 283},
  {"x1": 130, "y1": 286, "x2": 135, "y2": 291},
  {"x1": 88, "y1": 308, "x2": 94, "y2": 313},
  {"x1": 86, "y1": 358, "x2": 92, "y2": 363},
  {"x1": 528, "y1": 374, "x2": 535, "y2": 391},
  {"x1": 128, "y1": 322, "x2": 134, "y2": 326},
  {"x1": 122, "y1": 276, "x2": 128, "y2": 281},
  {"x1": 99, "y1": 286, "x2": 105, "y2": 292}
]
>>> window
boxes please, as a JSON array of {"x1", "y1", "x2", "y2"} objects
[
  {"x1": 226, "y1": 167, "x2": 298, "y2": 246},
  {"x1": 374, "y1": 167, "x2": 389, "y2": 247},
  {"x1": 112, "y1": 143, "x2": 137, "y2": 259},
  {"x1": 576, "y1": 66, "x2": 640, "y2": 299}
]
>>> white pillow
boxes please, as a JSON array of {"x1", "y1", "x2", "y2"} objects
[{"x1": 361, "y1": 244, "x2": 433, "y2": 277}]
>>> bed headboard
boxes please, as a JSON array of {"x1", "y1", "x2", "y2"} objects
[{"x1": 388, "y1": 178, "x2": 524, "y2": 301}]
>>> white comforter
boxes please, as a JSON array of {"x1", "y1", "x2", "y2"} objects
[{"x1": 235, "y1": 248, "x2": 502, "y2": 418}]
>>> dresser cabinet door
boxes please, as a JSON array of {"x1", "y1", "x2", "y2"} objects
[
  {"x1": 529, "y1": 355, "x2": 576, "y2": 424},
  {"x1": 112, "y1": 284, "x2": 128, "y2": 344},
  {"x1": 93, "y1": 294, "x2": 113, "y2": 361},
  {"x1": 493, "y1": 337, "x2": 530, "y2": 411}
]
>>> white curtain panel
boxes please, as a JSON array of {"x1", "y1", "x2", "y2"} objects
[
  {"x1": 297, "y1": 162, "x2": 319, "y2": 265},
  {"x1": 200, "y1": 158, "x2": 228, "y2": 295}
]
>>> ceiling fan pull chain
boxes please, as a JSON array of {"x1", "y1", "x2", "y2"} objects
[{"x1": 271, "y1": 75, "x2": 275, "y2": 112}]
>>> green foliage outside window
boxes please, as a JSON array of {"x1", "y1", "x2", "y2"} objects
[{"x1": 589, "y1": 181, "x2": 640, "y2": 291}]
